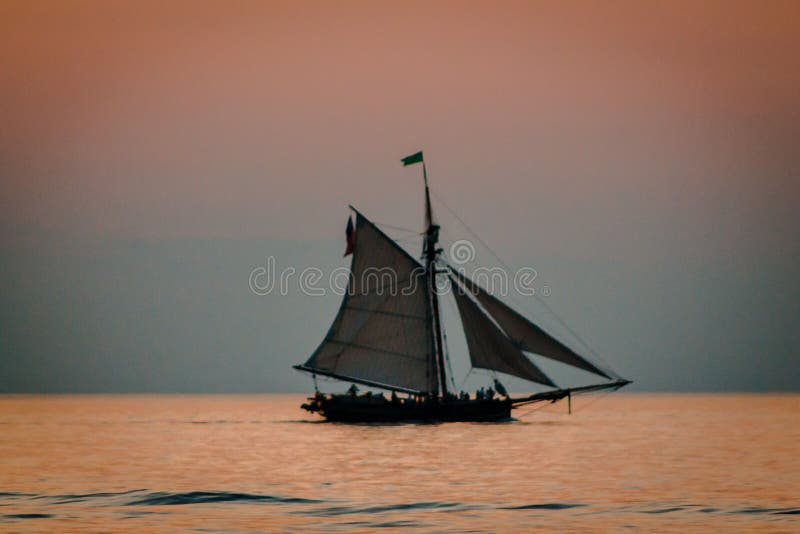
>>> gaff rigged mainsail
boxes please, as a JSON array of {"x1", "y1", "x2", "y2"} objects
[{"x1": 297, "y1": 212, "x2": 436, "y2": 394}]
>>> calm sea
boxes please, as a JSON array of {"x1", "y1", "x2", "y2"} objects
[{"x1": 1, "y1": 394, "x2": 797, "y2": 532}]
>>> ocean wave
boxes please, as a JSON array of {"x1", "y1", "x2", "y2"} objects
[{"x1": 2, "y1": 489, "x2": 797, "y2": 527}]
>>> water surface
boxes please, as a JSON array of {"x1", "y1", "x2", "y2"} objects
[{"x1": 1, "y1": 394, "x2": 797, "y2": 531}]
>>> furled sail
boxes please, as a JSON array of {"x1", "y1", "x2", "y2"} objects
[
  {"x1": 450, "y1": 277, "x2": 555, "y2": 387},
  {"x1": 449, "y1": 267, "x2": 611, "y2": 379},
  {"x1": 300, "y1": 212, "x2": 436, "y2": 393}
]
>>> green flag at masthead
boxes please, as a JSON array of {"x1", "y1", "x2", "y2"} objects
[{"x1": 401, "y1": 151, "x2": 424, "y2": 166}]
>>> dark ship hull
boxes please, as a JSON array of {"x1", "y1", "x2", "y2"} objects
[{"x1": 302, "y1": 394, "x2": 512, "y2": 423}]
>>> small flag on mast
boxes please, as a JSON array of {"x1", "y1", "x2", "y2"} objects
[
  {"x1": 343, "y1": 216, "x2": 356, "y2": 257},
  {"x1": 401, "y1": 151, "x2": 424, "y2": 166}
]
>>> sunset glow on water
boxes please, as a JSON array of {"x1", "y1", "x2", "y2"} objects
[{"x1": 1, "y1": 394, "x2": 797, "y2": 531}]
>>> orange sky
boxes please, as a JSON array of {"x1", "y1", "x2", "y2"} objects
[
  {"x1": 1, "y1": 1, "x2": 799, "y2": 392},
  {"x1": 1, "y1": 0, "x2": 798, "y2": 242}
]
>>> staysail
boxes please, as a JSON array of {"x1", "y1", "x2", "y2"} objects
[
  {"x1": 448, "y1": 266, "x2": 611, "y2": 379},
  {"x1": 299, "y1": 212, "x2": 436, "y2": 393},
  {"x1": 450, "y1": 276, "x2": 556, "y2": 387}
]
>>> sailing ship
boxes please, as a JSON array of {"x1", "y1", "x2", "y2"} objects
[{"x1": 295, "y1": 152, "x2": 630, "y2": 422}]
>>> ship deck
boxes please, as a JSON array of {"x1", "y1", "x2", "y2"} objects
[{"x1": 301, "y1": 394, "x2": 513, "y2": 423}]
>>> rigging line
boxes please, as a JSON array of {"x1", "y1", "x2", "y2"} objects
[
  {"x1": 438, "y1": 294, "x2": 457, "y2": 391},
  {"x1": 568, "y1": 387, "x2": 617, "y2": 414},
  {"x1": 392, "y1": 234, "x2": 423, "y2": 243},
  {"x1": 459, "y1": 369, "x2": 473, "y2": 391},
  {"x1": 326, "y1": 339, "x2": 426, "y2": 361},
  {"x1": 441, "y1": 313, "x2": 457, "y2": 391},
  {"x1": 515, "y1": 401, "x2": 558, "y2": 419},
  {"x1": 439, "y1": 279, "x2": 470, "y2": 391},
  {"x1": 391, "y1": 231, "x2": 421, "y2": 237},
  {"x1": 430, "y1": 190, "x2": 621, "y2": 379},
  {"x1": 439, "y1": 231, "x2": 481, "y2": 273},
  {"x1": 387, "y1": 229, "x2": 423, "y2": 240},
  {"x1": 373, "y1": 221, "x2": 422, "y2": 234},
  {"x1": 347, "y1": 272, "x2": 423, "y2": 301},
  {"x1": 330, "y1": 287, "x2": 405, "y2": 367}
]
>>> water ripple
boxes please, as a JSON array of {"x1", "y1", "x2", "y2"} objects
[
  {"x1": 306, "y1": 501, "x2": 467, "y2": 516},
  {"x1": 4, "y1": 513, "x2": 54, "y2": 519},
  {"x1": 501, "y1": 503, "x2": 586, "y2": 510},
  {"x1": 734, "y1": 507, "x2": 800, "y2": 515},
  {"x1": 344, "y1": 519, "x2": 428, "y2": 528},
  {"x1": 642, "y1": 506, "x2": 688, "y2": 514},
  {"x1": 49, "y1": 489, "x2": 146, "y2": 504},
  {"x1": 2, "y1": 489, "x2": 799, "y2": 529},
  {"x1": 126, "y1": 491, "x2": 322, "y2": 506}
]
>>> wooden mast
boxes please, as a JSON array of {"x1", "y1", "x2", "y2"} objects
[{"x1": 422, "y1": 161, "x2": 448, "y2": 398}]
